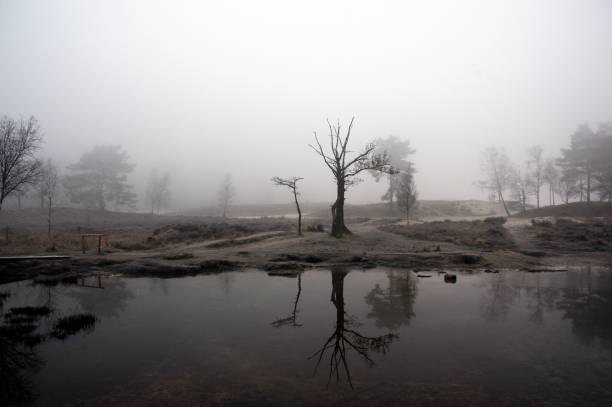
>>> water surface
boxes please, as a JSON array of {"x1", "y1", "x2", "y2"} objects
[{"x1": 1, "y1": 267, "x2": 611, "y2": 406}]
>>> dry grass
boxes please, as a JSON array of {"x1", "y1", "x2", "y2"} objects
[
  {"x1": 527, "y1": 219, "x2": 612, "y2": 252},
  {"x1": 381, "y1": 217, "x2": 516, "y2": 250}
]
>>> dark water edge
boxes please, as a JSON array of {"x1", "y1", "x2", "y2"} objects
[{"x1": 1, "y1": 267, "x2": 612, "y2": 406}]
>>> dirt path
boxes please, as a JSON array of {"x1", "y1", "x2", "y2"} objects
[{"x1": 504, "y1": 218, "x2": 540, "y2": 252}]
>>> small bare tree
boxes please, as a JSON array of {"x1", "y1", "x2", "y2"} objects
[
  {"x1": 478, "y1": 147, "x2": 513, "y2": 216},
  {"x1": 217, "y1": 174, "x2": 235, "y2": 219},
  {"x1": 526, "y1": 145, "x2": 544, "y2": 208},
  {"x1": 510, "y1": 166, "x2": 530, "y2": 213},
  {"x1": 0, "y1": 116, "x2": 42, "y2": 211},
  {"x1": 396, "y1": 166, "x2": 418, "y2": 224},
  {"x1": 542, "y1": 158, "x2": 560, "y2": 206},
  {"x1": 271, "y1": 176, "x2": 304, "y2": 235},
  {"x1": 40, "y1": 159, "x2": 59, "y2": 239},
  {"x1": 310, "y1": 118, "x2": 394, "y2": 237},
  {"x1": 146, "y1": 169, "x2": 171, "y2": 214},
  {"x1": 14, "y1": 186, "x2": 30, "y2": 209}
]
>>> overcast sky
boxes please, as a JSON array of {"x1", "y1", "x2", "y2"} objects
[{"x1": 1, "y1": 0, "x2": 611, "y2": 209}]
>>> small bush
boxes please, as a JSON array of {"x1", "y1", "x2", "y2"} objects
[{"x1": 484, "y1": 216, "x2": 506, "y2": 225}]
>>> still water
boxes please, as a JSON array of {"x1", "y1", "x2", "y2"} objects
[{"x1": 1, "y1": 267, "x2": 612, "y2": 406}]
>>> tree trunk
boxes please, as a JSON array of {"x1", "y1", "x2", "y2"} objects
[
  {"x1": 406, "y1": 205, "x2": 410, "y2": 225},
  {"x1": 331, "y1": 269, "x2": 348, "y2": 321},
  {"x1": 586, "y1": 171, "x2": 591, "y2": 203},
  {"x1": 498, "y1": 191, "x2": 511, "y2": 217},
  {"x1": 293, "y1": 189, "x2": 302, "y2": 236},
  {"x1": 47, "y1": 197, "x2": 52, "y2": 240},
  {"x1": 331, "y1": 180, "x2": 351, "y2": 238}
]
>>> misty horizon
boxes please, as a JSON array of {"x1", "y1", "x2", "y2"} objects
[{"x1": 1, "y1": 0, "x2": 611, "y2": 211}]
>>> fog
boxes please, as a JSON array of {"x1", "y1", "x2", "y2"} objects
[{"x1": 1, "y1": 0, "x2": 611, "y2": 210}]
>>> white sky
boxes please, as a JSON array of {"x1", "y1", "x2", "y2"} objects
[{"x1": 1, "y1": 0, "x2": 611, "y2": 209}]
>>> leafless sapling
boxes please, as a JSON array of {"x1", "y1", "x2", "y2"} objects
[
  {"x1": 526, "y1": 145, "x2": 544, "y2": 208},
  {"x1": 218, "y1": 174, "x2": 235, "y2": 219},
  {"x1": 146, "y1": 169, "x2": 171, "y2": 214},
  {"x1": 542, "y1": 158, "x2": 560, "y2": 206},
  {"x1": 271, "y1": 176, "x2": 304, "y2": 235},
  {"x1": 40, "y1": 159, "x2": 59, "y2": 239},
  {"x1": 478, "y1": 147, "x2": 513, "y2": 216}
]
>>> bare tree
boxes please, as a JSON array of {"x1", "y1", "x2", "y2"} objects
[
  {"x1": 40, "y1": 159, "x2": 59, "y2": 239},
  {"x1": 310, "y1": 118, "x2": 394, "y2": 237},
  {"x1": 478, "y1": 147, "x2": 513, "y2": 216},
  {"x1": 146, "y1": 169, "x2": 171, "y2": 214},
  {"x1": 14, "y1": 186, "x2": 30, "y2": 209},
  {"x1": 395, "y1": 165, "x2": 417, "y2": 224},
  {"x1": 542, "y1": 158, "x2": 560, "y2": 206},
  {"x1": 526, "y1": 146, "x2": 544, "y2": 208},
  {"x1": 510, "y1": 166, "x2": 530, "y2": 213},
  {"x1": 271, "y1": 176, "x2": 304, "y2": 235},
  {"x1": 217, "y1": 174, "x2": 235, "y2": 219},
  {"x1": 0, "y1": 116, "x2": 42, "y2": 211}
]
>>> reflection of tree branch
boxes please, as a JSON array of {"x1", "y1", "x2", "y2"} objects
[
  {"x1": 271, "y1": 274, "x2": 303, "y2": 328},
  {"x1": 309, "y1": 269, "x2": 398, "y2": 388},
  {"x1": 480, "y1": 273, "x2": 520, "y2": 321}
]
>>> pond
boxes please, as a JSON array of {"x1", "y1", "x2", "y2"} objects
[{"x1": 1, "y1": 267, "x2": 612, "y2": 406}]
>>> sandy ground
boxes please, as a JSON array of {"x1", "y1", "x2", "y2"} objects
[
  {"x1": 1, "y1": 206, "x2": 611, "y2": 284},
  {"x1": 3, "y1": 219, "x2": 610, "y2": 285}
]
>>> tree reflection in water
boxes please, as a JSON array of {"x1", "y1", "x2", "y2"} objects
[
  {"x1": 524, "y1": 273, "x2": 559, "y2": 325},
  {"x1": 271, "y1": 273, "x2": 303, "y2": 328},
  {"x1": 309, "y1": 268, "x2": 398, "y2": 388},
  {"x1": 365, "y1": 270, "x2": 417, "y2": 330},
  {"x1": 557, "y1": 266, "x2": 612, "y2": 348},
  {"x1": 480, "y1": 272, "x2": 521, "y2": 321}
]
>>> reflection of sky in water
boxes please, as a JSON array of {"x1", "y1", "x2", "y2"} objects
[{"x1": 1, "y1": 267, "x2": 611, "y2": 406}]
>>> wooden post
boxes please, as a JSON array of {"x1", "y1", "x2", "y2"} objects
[
  {"x1": 97, "y1": 235, "x2": 102, "y2": 254},
  {"x1": 81, "y1": 235, "x2": 86, "y2": 254}
]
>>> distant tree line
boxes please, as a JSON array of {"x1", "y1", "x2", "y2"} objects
[
  {"x1": 479, "y1": 122, "x2": 612, "y2": 214},
  {"x1": 3, "y1": 113, "x2": 418, "y2": 239}
]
